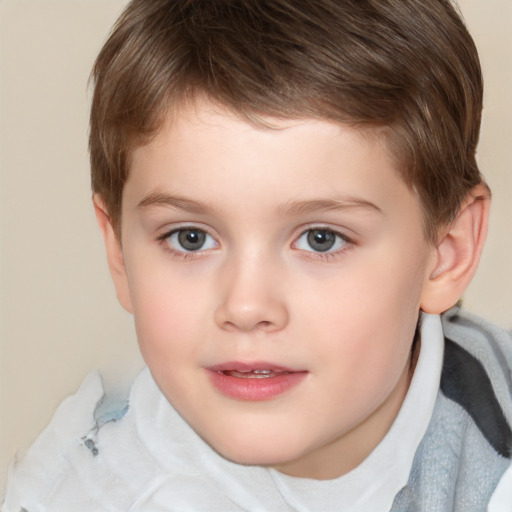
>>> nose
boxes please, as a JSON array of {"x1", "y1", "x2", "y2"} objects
[{"x1": 214, "y1": 255, "x2": 289, "y2": 333}]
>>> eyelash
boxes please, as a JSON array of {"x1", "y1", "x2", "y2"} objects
[{"x1": 156, "y1": 226, "x2": 354, "y2": 261}]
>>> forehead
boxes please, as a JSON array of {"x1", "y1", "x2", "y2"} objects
[
  {"x1": 142, "y1": 96, "x2": 395, "y2": 159},
  {"x1": 126, "y1": 101, "x2": 422, "y2": 225},
  {"x1": 133, "y1": 100, "x2": 393, "y2": 178}
]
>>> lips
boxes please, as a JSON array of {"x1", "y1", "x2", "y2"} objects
[{"x1": 207, "y1": 362, "x2": 307, "y2": 401}]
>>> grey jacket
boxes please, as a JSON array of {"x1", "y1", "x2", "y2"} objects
[{"x1": 391, "y1": 309, "x2": 512, "y2": 511}]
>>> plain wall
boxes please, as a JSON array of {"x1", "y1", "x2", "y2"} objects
[{"x1": 1, "y1": 0, "x2": 511, "y2": 496}]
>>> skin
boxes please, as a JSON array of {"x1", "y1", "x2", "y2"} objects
[{"x1": 96, "y1": 101, "x2": 488, "y2": 479}]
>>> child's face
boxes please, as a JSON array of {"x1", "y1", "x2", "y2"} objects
[{"x1": 116, "y1": 101, "x2": 437, "y2": 479}]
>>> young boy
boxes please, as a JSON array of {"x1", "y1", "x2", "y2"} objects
[{"x1": 3, "y1": 0, "x2": 511, "y2": 510}]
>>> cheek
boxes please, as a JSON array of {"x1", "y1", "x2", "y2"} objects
[
  {"x1": 303, "y1": 250, "x2": 426, "y2": 386},
  {"x1": 128, "y1": 268, "x2": 207, "y2": 362}
]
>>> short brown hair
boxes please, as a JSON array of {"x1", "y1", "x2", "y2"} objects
[{"x1": 90, "y1": 0, "x2": 485, "y2": 242}]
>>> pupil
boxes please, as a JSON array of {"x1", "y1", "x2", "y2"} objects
[
  {"x1": 178, "y1": 229, "x2": 205, "y2": 251},
  {"x1": 307, "y1": 230, "x2": 335, "y2": 252}
]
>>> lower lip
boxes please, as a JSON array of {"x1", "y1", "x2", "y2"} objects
[{"x1": 207, "y1": 370, "x2": 307, "y2": 401}]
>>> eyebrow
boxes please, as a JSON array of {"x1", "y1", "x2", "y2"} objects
[
  {"x1": 277, "y1": 197, "x2": 382, "y2": 216},
  {"x1": 137, "y1": 192, "x2": 382, "y2": 216},
  {"x1": 138, "y1": 192, "x2": 211, "y2": 214}
]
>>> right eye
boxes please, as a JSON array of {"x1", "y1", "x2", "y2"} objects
[{"x1": 164, "y1": 228, "x2": 218, "y2": 253}]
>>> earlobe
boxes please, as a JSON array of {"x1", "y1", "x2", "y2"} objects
[
  {"x1": 93, "y1": 195, "x2": 133, "y2": 314},
  {"x1": 420, "y1": 184, "x2": 490, "y2": 314}
]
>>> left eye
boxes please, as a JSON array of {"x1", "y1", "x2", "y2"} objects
[
  {"x1": 295, "y1": 228, "x2": 348, "y2": 253},
  {"x1": 165, "y1": 228, "x2": 217, "y2": 252}
]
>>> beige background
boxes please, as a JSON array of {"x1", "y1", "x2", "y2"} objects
[{"x1": 0, "y1": 0, "x2": 511, "y2": 497}]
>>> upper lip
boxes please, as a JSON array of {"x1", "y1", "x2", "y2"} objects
[{"x1": 207, "y1": 361, "x2": 302, "y2": 373}]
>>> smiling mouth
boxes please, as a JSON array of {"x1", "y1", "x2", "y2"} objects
[{"x1": 207, "y1": 364, "x2": 307, "y2": 400}]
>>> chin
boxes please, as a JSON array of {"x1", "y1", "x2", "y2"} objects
[{"x1": 208, "y1": 434, "x2": 304, "y2": 468}]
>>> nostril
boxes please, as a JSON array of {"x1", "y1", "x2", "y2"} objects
[{"x1": 219, "y1": 318, "x2": 277, "y2": 333}]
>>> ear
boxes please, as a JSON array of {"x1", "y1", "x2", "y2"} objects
[
  {"x1": 93, "y1": 195, "x2": 133, "y2": 313},
  {"x1": 420, "y1": 184, "x2": 490, "y2": 314}
]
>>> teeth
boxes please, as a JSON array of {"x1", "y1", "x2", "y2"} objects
[{"x1": 221, "y1": 369, "x2": 288, "y2": 379}]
